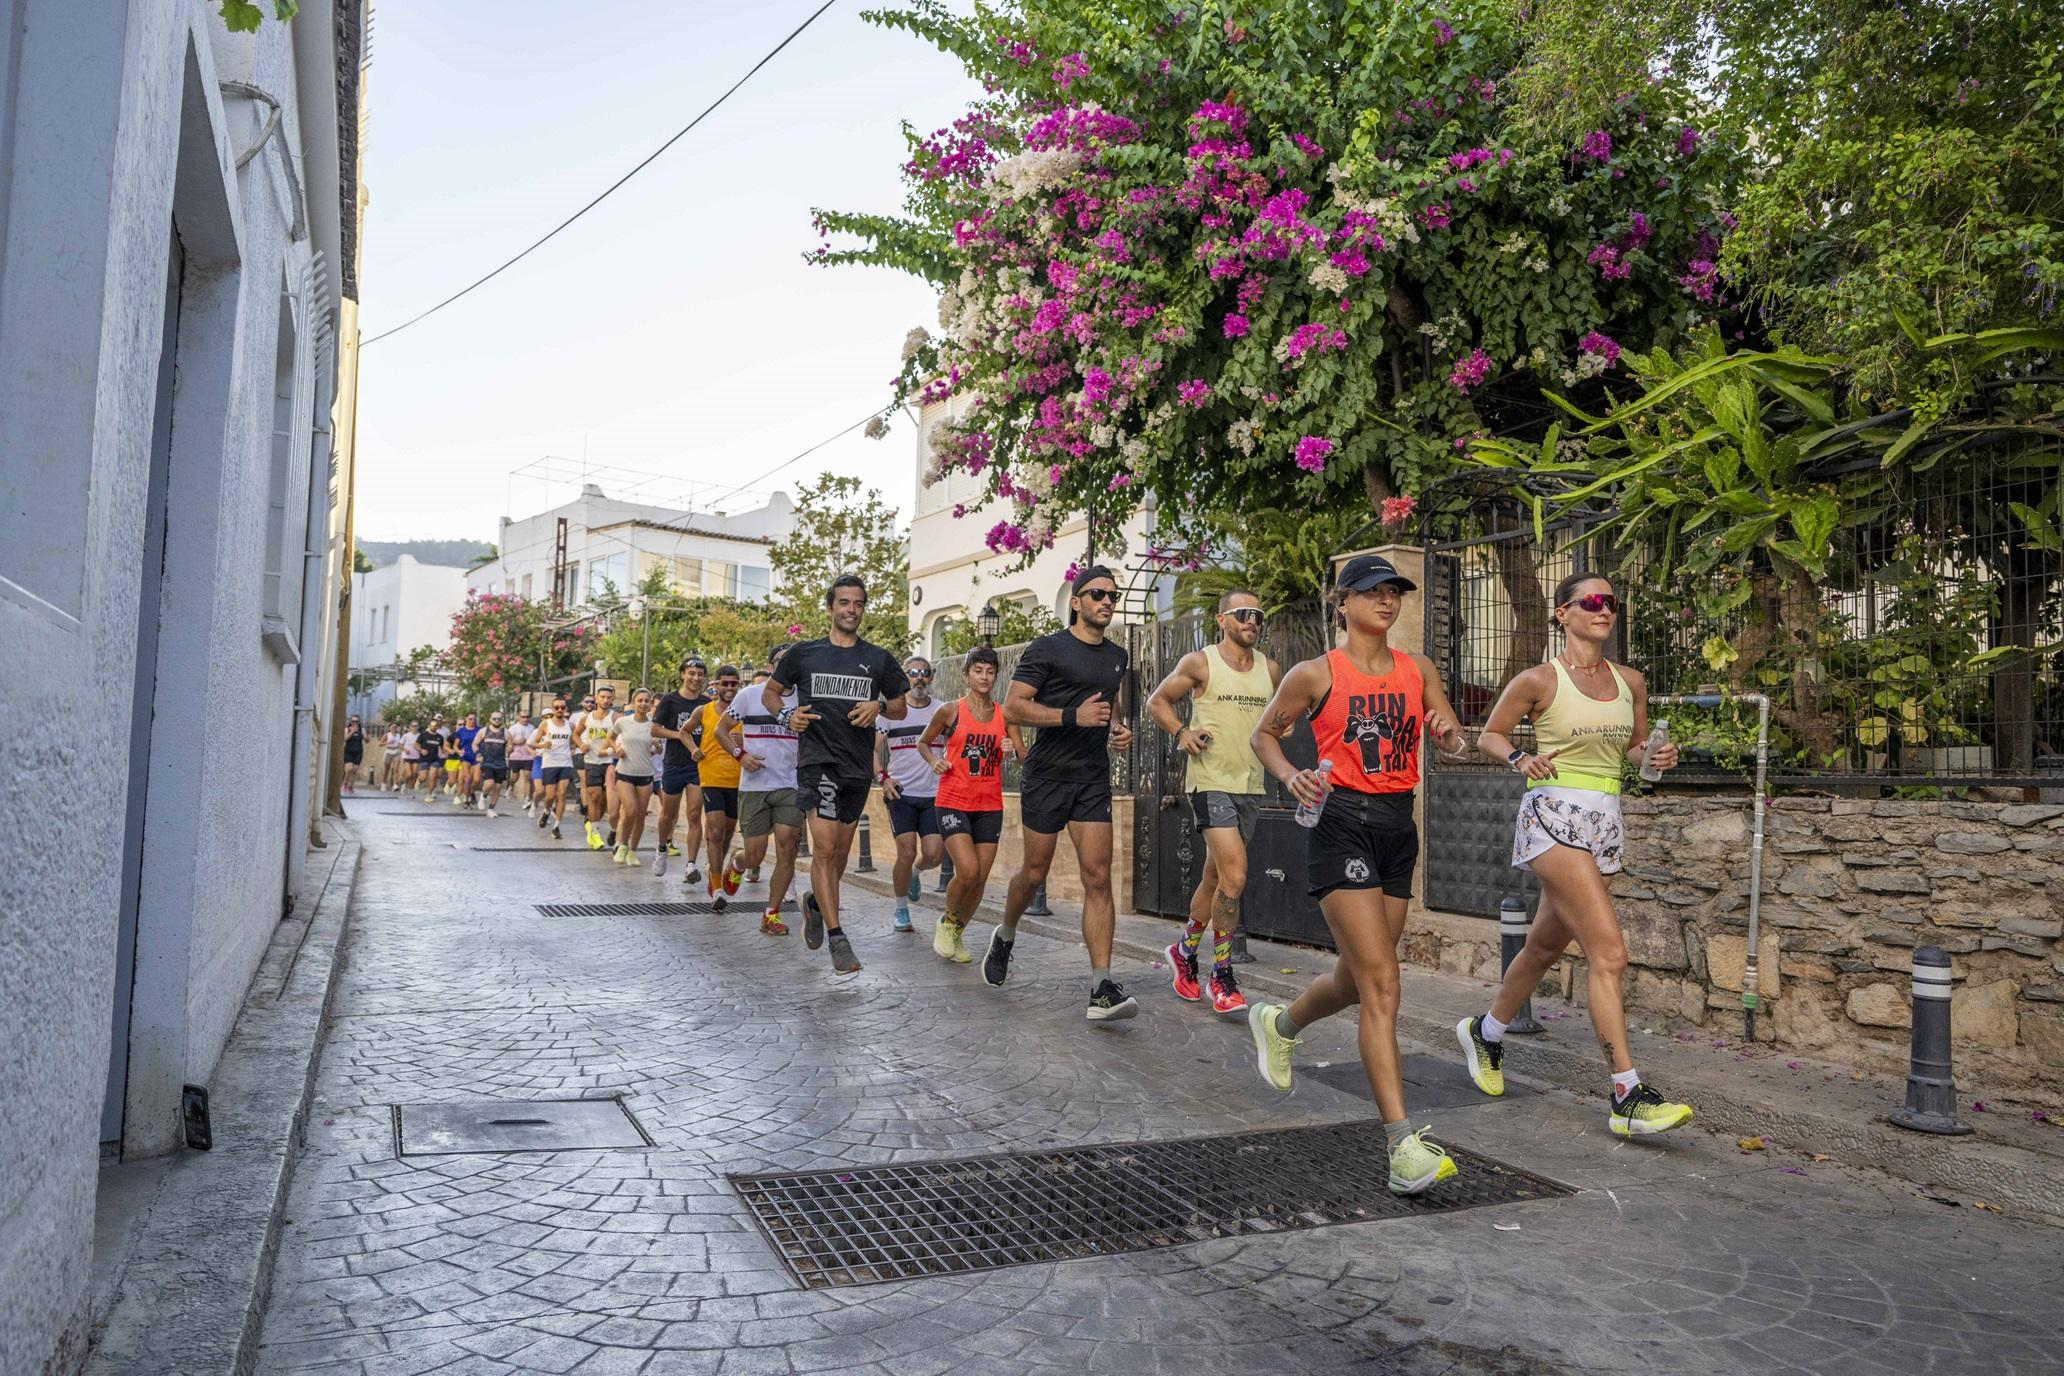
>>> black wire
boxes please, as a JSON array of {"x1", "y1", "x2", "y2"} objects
[
  {"x1": 640, "y1": 411, "x2": 886, "y2": 534},
  {"x1": 363, "y1": 0, "x2": 838, "y2": 347}
]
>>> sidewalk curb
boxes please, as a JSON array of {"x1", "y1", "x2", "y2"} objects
[
  {"x1": 85, "y1": 818, "x2": 362, "y2": 1375},
  {"x1": 850, "y1": 871, "x2": 2064, "y2": 1223}
]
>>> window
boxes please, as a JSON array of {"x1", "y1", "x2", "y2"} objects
[
  {"x1": 587, "y1": 551, "x2": 627, "y2": 600},
  {"x1": 261, "y1": 284, "x2": 315, "y2": 658},
  {"x1": 736, "y1": 565, "x2": 771, "y2": 602},
  {"x1": 521, "y1": 573, "x2": 533, "y2": 600},
  {"x1": 565, "y1": 565, "x2": 580, "y2": 605},
  {"x1": 706, "y1": 560, "x2": 736, "y2": 597},
  {"x1": 668, "y1": 556, "x2": 703, "y2": 596}
]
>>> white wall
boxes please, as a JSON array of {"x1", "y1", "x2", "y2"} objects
[{"x1": 349, "y1": 555, "x2": 469, "y2": 711}]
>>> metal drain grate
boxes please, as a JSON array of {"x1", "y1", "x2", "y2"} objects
[
  {"x1": 535, "y1": 900, "x2": 798, "y2": 917},
  {"x1": 732, "y1": 1119, "x2": 1571, "y2": 1288},
  {"x1": 1305, "y1": 1053, "x2": 1541, "y2": 1110}
]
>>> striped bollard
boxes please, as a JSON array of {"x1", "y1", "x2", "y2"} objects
[
  {"x1": 1499, "y1": 895, "x2": 1544, "y2": 1035},
  {"x1": 856, "y1": 816, "x2": 875, "y2": 873},
  {"x1": 1888, "y1": 946, "x2": 1972, "y2": 1136}
]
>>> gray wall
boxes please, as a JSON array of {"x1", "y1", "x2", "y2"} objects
[{"x1": 0, "y1": 2, "x2": 340, "y2": 1369}]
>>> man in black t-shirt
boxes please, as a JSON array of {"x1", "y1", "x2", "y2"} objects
[
  {"x1": 652, "y1": 657, "x2": 710, "y2": 880},
  {"x1": 766, "y1": 575, "x2": 909, "y2": 975},
  {"x1": 415, "y1": 719, "x2": 447, "y2": 803},
  {"x1": 989, "y1": 567, "x2": 1138, "y2": 1021}
]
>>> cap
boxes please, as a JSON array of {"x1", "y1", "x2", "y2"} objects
[
  {"x1": 1337, "y1": 553, "x2": 1418, "y2": 594},
  {"x1": 1071, "y1": 564, "x2": 1116, "y2": 594}
]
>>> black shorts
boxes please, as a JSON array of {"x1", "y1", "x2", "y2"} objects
[
  {"x1": 937, "y1": 807, "x2": 1003, "y2": 845},
  {"x1": 797, "y1": 763, "x2": 870, "y2": 825},
  {"x1": 584, "y1": 763, "x2": 611, "y2": 788},
  {"x1": 886, "y1": 795, "x2": 939, "y2": 837},
  {"x1": 540, "y1": 765, "x2": 575, "y2": 786},
  {"x1": 344, "y1": 746, "x2": 364, "y2": 764},
  {"x1": 616, "y1": 773, "x2": 653, "y2": 791},
  {"x1": 480, "y1": 764, "x2": 508, "y2": 782},
  {"x1": 701, "y1": 786, "x2": 738, "y2": 817},
  {"x1": 660, "y1": 763, "x2": 700, "y2": 796},
  {"x1": 1019, "y1": 773, "x2": 1112, "y2": 834},
  {"x1": 1306, "y1": 790, "x2": 1419, "y2": 900}
]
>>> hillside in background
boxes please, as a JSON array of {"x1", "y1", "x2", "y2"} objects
[{"x1": 356, "y1": 539, "x2": 493, "y2": 570}]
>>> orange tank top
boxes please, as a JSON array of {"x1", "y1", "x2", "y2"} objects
[
  {"x1": 1308, "y1": 648, "x2": 1424, "y2": 794},
  {"x1": 936, "y1": 698, "x2": 1007, "y2": 811}
]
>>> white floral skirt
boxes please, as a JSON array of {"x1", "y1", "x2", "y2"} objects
[{"x1": 1512, "y1": 786, "x2": 1625, "y2": 875}]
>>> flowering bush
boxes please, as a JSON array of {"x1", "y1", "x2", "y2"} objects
[
  {"x1": 815, "y1": 0, "x2": 1733, "y2": 558},
  {"x1": 443, "y1": 592, "x2": 598, "y2": 699}
]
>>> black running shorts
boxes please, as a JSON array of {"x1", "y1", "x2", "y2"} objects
[
  {"x1": 1019, "y1": 773, "x2": 1112, "y2": 834},
  {"x1": 797, "y1": 763, "x2": 869, "y2": 825},
  {"x1": 701, "y1": 786, "x2": 738, "y2": 817},
  {"x1": 1305, "y1": 789, "x2": 1419, "y2": 900},
  {"x1": 937, "y1": 807, "x2": 1003, "y2": 845}
]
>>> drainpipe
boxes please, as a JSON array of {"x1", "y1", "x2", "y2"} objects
[
  {"x1": 285, "y1": 368, "x2": 338, "y2": 899},
  {"x1": 1647, "y1": 693, "x2": 1772, "y2": 1041}
]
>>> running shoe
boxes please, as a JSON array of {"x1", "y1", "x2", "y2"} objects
[
  {"x1": 721, "y1": 862, "x2": 742, "y2": 896},
  {"x1": 524, "y1": 800, "x2": 534, "y2": 814},
  {"x1": 551, "y1": 823, "x2": 562, "y2": 840},
  {"x1": 760, "y1": 911, "x2": 788, "y2": 936},
  {"x1": 1248, "y1": 1002, "x2": 1298, "y2": 1091},
  {"x1": 1456, "y1": 1016, "x2": 1506, "y2": 1097},
  {"x1": 1387, "y1": 1129, "x2": 1459, "y2": 1196},
  {"x1": 1609, "y1": 1083, "x2": 1694, "y2": 1137},
  {"x1": 663, "y1": 842, "x2": 681, "y2": 857},
  {"x1": 932, "y1": 916, "x2": 958, "y2": 960},
  {"x1": 485, "y1": 808, "x2": 497, "y2": 819},
  {"x1": 612, "y1": 845, "x2": 627, "y2": 865},
  {"x1": 746, "y1": 868, "x2": 762, "y2": 884},
  {"x1": 1207, "y1": 967, "x2": 1247, "y2": 1014},
  {"x1": 981, "y1": 928, "x2": 1014, "y2": 988},
  {"x1": 537, "y1": 808, "x2": 549, "y2": 829},
  {"x1": 828, "y1": 930, "x2": 861, "y2": 974},
  {"x1": 606, "y1": 830, "x2": 618, "y2": 849},
  {"x1": 893, "y1": 910, "x2": 914, "y2": 934},
  {"x1": 684, "y1": 866, "x2": 703, "y2": 887},
  {"x1": 906, "y1": 873, "x2": 922, "y2": 904},
  {"x1": 586, "y1": 822, "x2": 603, "y2": 850},
  {"x1": 625, "y1": 850, "x2": 641, "y2": 868},
  {"x1": 711, "y1": 893, "x2": 728, "y2": 913},
  {"x1": 1165, "y1": 942, "x2": 1202, "y2": 1002},
  {"x1": 1087, "y1": 979, "x2": 1138, "y2": 1022},
  {"x1": 653, "y1": 846, "x2": 668, "y2": 877},
  {"x1": 802, "y1": 892, "x2": 824, "y2": 950},
  {"x1": 949, "y1": 924, "x2": 972, "y2": 964}
]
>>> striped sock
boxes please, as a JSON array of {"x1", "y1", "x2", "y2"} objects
[
  {"x1": 1212, "y1": 930, "x2": 1233, "y2": 973},
  {"x1": 1180, "y1": 918, "x2": 1207, "y2": 956}
]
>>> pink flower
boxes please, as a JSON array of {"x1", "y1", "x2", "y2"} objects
[
  {"x1": 786, "y1": 624, "x2": 803, "y2": 638},
  {"x1": 1448, "y1": 347, "x2": 1492, "y2": 393},
  {"x1": 1177, "y1": 379, "x2": 1213, "y2": 407},
  {"x1": 1677, "y1": 126, "x2": 1701, "y2": 156},
  {"x1": 1578, "y1": 330, "x2": 1621, "y2": 366},
  {"x1": 1108, "y1": 472, "x2": 1133, "y2": 490},
  {"x1": 1578, "y1": 129, "x2": 1612, "y2": 162},
  {"x1": 1063, "y1": 561, "x2": 1082, "y2": 583},
  {"x1": 1380, "y1": 495, "x2": 1417, "y2": 528},
  {"x1": 1433, "y1": 17, "x2": 1454, "y2": 45},
  {"x1": 1294, "y1": 436, "x2": 1334, "y2": 473},
  {"x1": 1222, "y1": 313, "x2": 1249, "y2": 339},
  {"x1": 1051, "y1": 52, "x2": 1089, "y2": 88}
]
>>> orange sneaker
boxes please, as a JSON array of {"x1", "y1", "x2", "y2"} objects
[
  {"x1": 760, "y1": 912, "x2": 788, "y2": 935},
  {"x1": 1207, "y1": 968, "x2": 1248, "y2": 1014}
]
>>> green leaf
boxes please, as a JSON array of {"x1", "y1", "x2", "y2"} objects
[
  {"x1": 1878, "y1": 413, "x2": 1935, "y2": 469},
  {"x1": 220, "y1": 0, "x2": 262, "y2": 30},
  {"x1": 2009, "y1": 501, "x2": 2064, "y2": 553},
  {"x1": 1790, "y1": 493, "x2": 1839, "y2": 557}
]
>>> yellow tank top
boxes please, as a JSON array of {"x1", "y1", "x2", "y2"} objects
[
  {"x1": 1185, "y1": 642, "x2": 1273, "y2": 795},
  {"x1": 695, "y1": 700, "x2": 741, "y2": 788},
  {"x1": 1530, "y1": 659, "x2": 1634, "y2": 794}
]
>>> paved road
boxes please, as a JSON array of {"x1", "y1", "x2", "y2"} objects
[{"x1": 256, "y1": 805, "x2": 2064, "y2": 1375}]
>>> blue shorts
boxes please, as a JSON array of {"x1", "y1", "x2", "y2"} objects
[
  {"x1": 887, "y1": 795, "x2": 939, "y2": 838},
  {"x1": 529, "y1": 758, "x2": 543, "y2": 779},
  {"x1": 540, "y1": 765, "x2": 575, "y2": 786},
  {"x1": 661, "y1": 762, "x2": 701, "y2": 796}
]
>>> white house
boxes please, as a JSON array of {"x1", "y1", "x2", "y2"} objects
[
  {"x1": 347, "y1": 554, "x2": 472, "y2": 716},
  {"x1": 0, "y1": 2, "x2": 360, "y2": 1367},
  {"x1": 469, "y1": 483, "x2": 793, "y2": 608},
  {"x1": 908, "y1": 395, "x2": 1159, "y2": 656}
]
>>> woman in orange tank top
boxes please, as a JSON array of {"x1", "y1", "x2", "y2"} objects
[
  {"x1": 916, "y1": 646, "x2": 1024, "y2": 966},
  {"x1": 1246, "y1": 554, "x2": 1471, "y2": 1197}
]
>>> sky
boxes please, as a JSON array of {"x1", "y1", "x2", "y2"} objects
[{"x1": 351, "y1": 1, "x2": 982, "y2": 541}]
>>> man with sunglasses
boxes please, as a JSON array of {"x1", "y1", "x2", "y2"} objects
[
  {"x1": 574, "y1": 687, "x2": 620, "y2": 850},
  {"x1": 875, "y1": 655, "x2": 945, "y2": 933},
  {"x1": 653, "y1": 658, "x2": 711, "y2": 883},
  {"x1": 530, "y1": 698, "x2": 577, "y2": 839},
  {"x1": 991, "y1": 566, "x2": 1137, "y2": 1020},
  {"x1": 1146, "y1": 589, "x2": 1282, "y2": 1014}
]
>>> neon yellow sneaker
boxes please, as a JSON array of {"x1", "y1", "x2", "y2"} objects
[
  {"x1": 587, "y1": 823, "x2": 604, "y2": 850},
  {"x1": 1248, "y1": 1003, "x2": 1298, "y2": 1091},
  {"x1": 932, "y1": 915, "x2": 958, "y2": 960},
  {"x1": 1456, "y1": 1016, "x2": 1505, "y2": 1097},
  {"x1": 1609, "y1": 1083, "x2": 1694, "y2": 1137},
  {"x1": 1388, "y1": 1128, "x2": 1459, "y2": 1195},
  {"x1": 612, "y1": 845, "x2": 627, "y2": 865},
  {"x1": 625, "y1": 849, "x2": 641, "y2": 868},
  {"x1": 949, "y1": 923, "x2": 973, "y2": 964}
]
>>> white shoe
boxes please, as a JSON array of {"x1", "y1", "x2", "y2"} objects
[{"x1": 485, "y1": 808, "x2": 497, "y2": 819}]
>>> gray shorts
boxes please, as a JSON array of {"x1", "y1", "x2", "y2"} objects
[
  {"x1": 740, "y1": 788, "x2": 804, "y2": 838},
  {"x1": 1190, "y1": 791, "x2": 1263, "y2": 841}
]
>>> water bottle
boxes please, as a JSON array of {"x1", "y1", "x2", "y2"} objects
[
  {"x1": 1638, "y1": 720, "x2": 1670, "y2": 784},
  {"x1": 1294, "y1": 759, "x2": 1335, "y2": 828}
]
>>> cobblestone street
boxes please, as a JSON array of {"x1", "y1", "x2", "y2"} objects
[{"x1": 255, "y1": 808, "x2": 2064, "y2": 1375}]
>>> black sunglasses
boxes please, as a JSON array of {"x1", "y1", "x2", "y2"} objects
[
  {"x1": 1078, "y1": 587, "x2": 1118, "y2": 603},
  {"x1": 1562, "y1": 592, "x2": 1621, "y2": 614},
  {"x1": 1224, "y1": 607, "x2": 1264, "y2": 625}
]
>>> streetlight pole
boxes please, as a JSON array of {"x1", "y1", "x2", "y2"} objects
[{"x1": 630, "y1": 596, "x2": 649, "y2": 688}]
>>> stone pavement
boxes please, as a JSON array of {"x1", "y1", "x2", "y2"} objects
[{"x1": 254, "y1": 803, "x2": 2064, "y2": 1375}]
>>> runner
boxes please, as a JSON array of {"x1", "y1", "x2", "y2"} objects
[
  {"x1": 440, "y1": 723, "x2": 465, "y2": 798},
  {"x1": 475, "y1": 712, "x2": 510, "y2": 818},
  {"x1": 530, "y1": 698, "x2": 576, "y2": 839},
  {"x1": 1457, "y1": 571, "x2": 1693, "y2": 1137},
  {"x1": 915, "y1": 646, "x2": 1022, "y2": 964},
  {"x1": 694, "y1": 666, "x2": 745, "y2": 909},
  {"x1": 1245, "y1": 554, "x2": 1470, "y2": 1195},
  {"x1": 876, "y1": 655, "x2": 944, "y2": 933},
  {"x1": 574, "y1": 687, "x2": 618, "y2": 849},
  {"x1": 570, "y1": 694, "x2": 595, "y2": 824},
  {"x1": 717, "y1": 646, "x2": 804, "y2": 935},
  {"x1": 609, "y1": 689, "x2": 658, "y2": 865},
  {"x1": 416, "y1": 717, "x2": 446, "y2": 802},
  {"x1": 989, "y1": 567, "x2": 1136, "y2": 1020},
  {"x1": 453, "y1": 712, "x2": 481, "y2": 807},
  {"x1": 509, "y1": 711, "x2": 536, "y2": 810},
  {"x1": 342, "y1": 716, "x2": 364, "y2": 794},
  {"x1": 1145, "y1": 589, "x2": 1282, "y2": 1015},
  {"x1": 379, "y1": 723, "x2": 403, "y2": 790},
  {"x1": 398, "y1": 722, "x2": 421, "y2": 792},
  {"x1": 765, "y1": 575, "x2": 910, "y2": 975},
  {"x1": 653, "y1": 658, "x2": 710, "y2": 882}
]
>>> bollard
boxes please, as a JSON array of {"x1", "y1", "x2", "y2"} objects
[
  {"x1": 936, "y1": 852, "x2": 954, "y2": 893},
  {"x1": 856, "y1": 816, "x2": 875, "y2": 873},
  {"x1": 1228, "y1": 928, "x2": 1255, "y2": 965},
  {"x1": 1026, "y1": 880, "x2": 1053, "y2": 916},
  {"x1": 1499, "y1": 896, "x2": 1545, "y2": 1035},
  {"x1": 1888, "y1": 946, "x2": 1972, "y2": 1136}
]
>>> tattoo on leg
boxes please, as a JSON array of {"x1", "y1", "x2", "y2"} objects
[
  {"x1": 1212, "y1": 891, "x2": 1238, "y2": 931},
  {"x1": 1597, "y1": 1037, "x2": 1616, "y2": 1063}
]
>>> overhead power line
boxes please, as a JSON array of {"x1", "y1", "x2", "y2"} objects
[{"x1": 363, "y1": 0, "x2": 838, "y2": 347}]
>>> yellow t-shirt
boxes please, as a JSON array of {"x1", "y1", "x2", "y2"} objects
[{"x1": 696, "y1": 700, "x2": 741, "y2": 788}]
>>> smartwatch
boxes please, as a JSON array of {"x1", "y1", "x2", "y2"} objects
[{"x1": 1507, "y1": 748, "x2": 1527, "y2": 771}]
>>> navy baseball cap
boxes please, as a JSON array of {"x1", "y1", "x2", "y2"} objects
[{"x1": 1337, "y1": 554, "x2": 1417, "y2": 593}]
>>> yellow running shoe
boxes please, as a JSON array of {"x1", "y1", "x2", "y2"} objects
[
  {"x1": 612, "y1": 845, "x2": 627, "y2": 865},
  {"x1": 932, "y1": 915, "x2": 958, "y2": 960},
  {"x1": 1248, "y1": 1003, "x2": 1299, "y2": 1091},
  {"x1": 1609, "y1": 1083, "x2": 1694, "y2": 1137},
  {"x1": 1456, "y1": 1016, "x2": 1505, "y2": 1097},
  {"x1": 1388, "y1": 1128, "x2": 1459, "y2": 1196},
  {"x1": 587, "y1": 822, "x2": 604, "y2": 850},
  {"x1": 625, "y1": 849, "x2": 641, "y2": 868},
  {"x1": 949, "y1": 923, "x2": 973, "y2": 964}
]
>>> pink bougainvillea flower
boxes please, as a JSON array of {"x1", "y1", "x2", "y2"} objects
[
  {"x1": 1222, "y1": 313, "x2": 1249, "y2": 339},
  {"x1": 1578, "y1": 330, "x2": 1621, "y2": 366},
  {"x1": 1448, "y1": 347, "x2": 1492, "y2": 393},
  {"x1": 1380, "y1": 495, "x2": 1417, "y2": 527},
  {"x1": 786, "y1": 624, "x2": 803, "y2": 638},
  {"x1": 1578, "y1": 129, "x2": 1612, "y2": 162},
  {"x1": 1293, "y1": 435, "x2": 1334, "y2": 473},
  {"x1": 1177, "y1": 378, "x2": 1213, "y2": 407}
]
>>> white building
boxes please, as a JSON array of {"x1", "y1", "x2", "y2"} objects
[
  {"x1": 0, "y1": 2, "x2": 360, "y2": 1367},
  {"x1": 469, "y1": 483, "x2": 793, "y2": 608},
  {"x1": 908, "y1": 396, "x2": 1158, "y2": 657},
  {"x1": 347, "y1": 555, "x2": 472, "y2": 716}
]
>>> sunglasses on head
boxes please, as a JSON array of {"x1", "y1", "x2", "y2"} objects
[
  {"x1": 1563, "y1": 592, "x2": 1620, "y2": 614},
  {"x1": 1224, "y1": 607, "x2": 1264, "y2": 625},
  {"x1": 1078, "y1": 587, "x2": 1117, "y2": 604}
]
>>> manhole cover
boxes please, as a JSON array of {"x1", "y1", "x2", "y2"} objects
[
  {"x1": 731, "y1": 1119, "x2": 1570, "y2": 1288},
  {"x1": 396, "y1": 1098, "x2": 650, "y2": 1156},
  {"x1": 1305, "y1": 1053, "x2": 1540, "y2": 1110},
  {"x1": 534, "y1": 900, "x2": 798, "y2": 917}
]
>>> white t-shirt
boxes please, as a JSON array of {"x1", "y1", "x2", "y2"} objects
[
  {"x1": 876, "y1": 700, "x2": 938, "y2": 800},
  {"x1": 612, "y1": 715, "x2": 656, "y2": 779},
  {"x1": 537, "y1": 718, "x2": 574, "y2": 768},
  {"x1": 736, "y1": 688, "x2": 799, "y2": 793}
]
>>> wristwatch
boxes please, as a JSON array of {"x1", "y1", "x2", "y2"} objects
[{"x1": 1506, "y1": 748, "x2": 1527, "y2": 772}]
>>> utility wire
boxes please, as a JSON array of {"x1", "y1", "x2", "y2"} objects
[{"x1": 363, "y1": 0, "x2": 838, "y2": 347}]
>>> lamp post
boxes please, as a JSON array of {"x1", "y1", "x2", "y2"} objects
[
  {"x1": 976, "y1": 603, "x2": 1002, "y2": 648},
  {"x1": 629, "y1": 596, "x2": 649, "y2": 688}
]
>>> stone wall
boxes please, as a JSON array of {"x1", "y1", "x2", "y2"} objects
[{"x1": 1407, "y1": 795, "x2": 2064, "y2": 1104}]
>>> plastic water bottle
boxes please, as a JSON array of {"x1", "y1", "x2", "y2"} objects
[
  {"x1": 1638, "y1": 720, "x2": 1670, "y2": 784},
  {"x1": 1294, "y1": 760, "x2": 1335, "y2": 828}
]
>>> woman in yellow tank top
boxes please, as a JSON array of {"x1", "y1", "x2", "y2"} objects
[{"x1": 1457, "y1": 573, "x2": 1695, "y2": 1141}]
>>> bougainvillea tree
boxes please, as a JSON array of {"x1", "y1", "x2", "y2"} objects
[
  {"x1": 813, "y1": 0, "x2": 1736, "y2": 559},
  {"x1": 444, "y1": 592, "x2": 600, "y2": 700}
]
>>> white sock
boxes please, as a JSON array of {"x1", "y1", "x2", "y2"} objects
[
  {"x1": 1612, "y1": 1068, "x2": 1641, "y2": 1099},
  {"x1": 1480, "y1": 1011, "x2": 1508, "y2": 1043}
]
